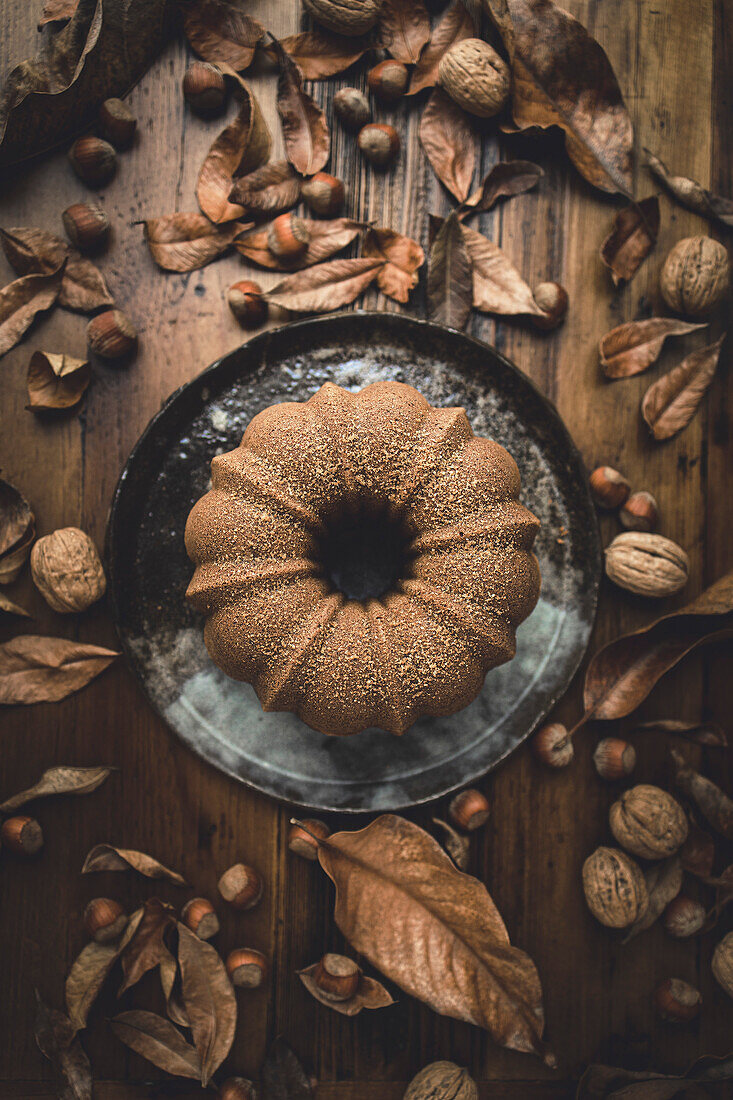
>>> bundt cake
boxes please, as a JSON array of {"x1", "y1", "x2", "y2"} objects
[{"x1": 185, "y1": 381, "x2": 540, "y2": 736}]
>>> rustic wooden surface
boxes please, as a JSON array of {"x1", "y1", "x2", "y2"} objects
[{"x1": 1, "y1": 1, "x2": 731, "y2": 1096}]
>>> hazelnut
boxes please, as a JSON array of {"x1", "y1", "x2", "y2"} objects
[
  {"x1": 267, "y1": 213, "x2": 310, "y2": 261},
  {"x1": 288, "y1": 818, "x2": 330, "y2": 860},
  {"x1": 531, "y1": 282, "x2": 569, "y2": 330},
  {"x1": 367, "y1": 60, "x2": 409, "y2": 104},
  {"x1": 219, "y1": 1079, "x2": 258, "y2": 1100},
  {"x1": 83, "y1": 897, "x2": 127, "y2": 944},
  {"x1": 532, "y1": 722, "x2": 574, "y2": 768},
  {"x1": 62, "y1": 202, "x2": 110, "y2": 253},
  {"x1": 333, "y1": 87, "x2": 371, "y2": 132},
  {"x1": 1, "y1": 815, "x2": 43, "y2": 856},
  {"x1": 438, "y1": 38, "x2": 510, "y2": 118},
  {"x1": 663, "y1": 895, "x2": 706, "y2": 938},
  {"x1": 181, "y1": 897, "x2": 220, "y2": 940},
  {"x1": 660, "y1": 236, "x2": 730, "y2": 317},
  {"x1": 183, "y1": 62, "x2": 227, "y2": 115},
  {"x1": 311, "y1": 953, "x2": 360, "y2": 1001},
  {"x1": 226, "y1": 947, "x2": 268, "y2": 988},
  {"x1": 712, "y1": 931, "x2": 733, "y2": 998},
  {"x1": 620, "y1": 491, "x2": 658, "y2": 533},
  {"x1": 301, "y1": 173, "x2": 345, "y2": 218},
  {"x1": 87, "y1": 309, "x2": 138, "y2": 361},
  {"x1": 593, "y1": 738, "x2": 636, "y2": 781},
  {"x1": 653, "y1": 977, "x2": 702, "y2": 1022},
  {"x1": 357, "y1": 123, "x2": 400, "y2": 169},
  {"x1": 217, "y1": 863, "x2": 263, "y2": 910},
  {"x1": 582, "y1": 846, "x2": 648, "y2": 928},
  {"x1": 604, "y1": 532, "x2": 689, "y2": 598},
  {"x1": 609, "y1": 784, "x2": 688, "y2": 860},
  {"x1": 302, "y1": 0, "x2": 380, "y2": 36},
  {"x1": 405, "y1": 1062, "x2": 478, "y2": 1100},
  {"x1": 448, "y1": 788, "x2": 490, "y2": 832},
  {"x1": 68, "y1": 135, "x2": 117, "y2": 187},
  {"x1": 589, "y1": 466, "x2": 631, "y2": 510},
  {"x1": 30, "y1": 527, "x2": 106, "y2": 614},
  {"x1": 227, "y1": 280, "x2": 268, "y2": 328},
  {"x1": 97, "y1": 98, "x2": 136, "y2": 149}
]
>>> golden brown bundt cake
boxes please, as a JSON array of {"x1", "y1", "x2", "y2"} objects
[{"x1": 185, "y1": 381, "x2": 540, "y2": 736}]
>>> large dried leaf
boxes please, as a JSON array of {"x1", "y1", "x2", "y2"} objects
[
  {"x1": 621, "y1": 857, "x2": 682, "y2": 942},
  {"x1": 111, "y1": 1010, "x2": 201, "y2": 1079},
  {"x1": 0, "y1": 476, "x2": 33, "y2": 559},
  {"x1": 177, "y1": 923, "x2": 237, "y2": 1086},
  {"x1": 274, "y1": 30, "x2": 371, "y2": 80},
  {"x1": 362, "y1": 227, "x2": 424, "y2": 303},
  {"x1": 119, "y1": 898, "x2": 176, "y2": 995},
  {"x1": 427, "y1": 212, "x2": 472, "y2": 330},
  {"x1": 39, "y1": 0, "x2": 80, "y2": 27},
  {"x1": 229, "y1": 160, "x2": 302, "y2": 218},
  {"x1": 462, "y1": 223, "x2": 543, "y2": 318},
  {"x1": 635, "y1": 718, "x2": 727, "y2": 748},
  {"x1": 485, "y1": 0, "x2": 633, "y2": 195},
  {"x1": 236, "y1": 218, "x2": 365, "y2": 270},
  {"x1": 65, "y1": 940, "x2": 122, "y2": 1031},
  {"x1": 27, "y1": 351, "x2": 91, "y2": 412},
  {"x1": 0, "y1": 635, "x2": 117, "y2": 705},
  {"x1": 182, "y1": 0, "x2": 265, "y2": 70},
  {"x1": 680, "y1": 821, "x2": 716, "y2": 879},
  {"x1": 311, "y1": 814, "x2": 552, "y2": 1063},
  {"x1": 143, "y1": 214, "x2": 243, "y2": 272},
  {"x1": 672, "y1": 749, "x2": 733, "y2": 842},
  {"x1": 459, "y1": 160, "x2": 543, "y2": 220},
  {"x1": 82, "y1": 844, "x2": 186, "y2": 884},
  {"x1": 0, "y1": 523, "x2": 35, "y2": 584},
  {"x1": 0, "y1": 264, "x2": 65, "y2": 359},
  {"x1": 1, "y1": 227, "x2": 113, "y2": 313},
  {"x1": 419, "y1": 88, "x2": 476, "y2": 202},
  {"x1": 641, "y1": 337, "x2": 725, "y2": 442},
  {"x1": 261, "y1": 1038, "x2": 314, "y2": 1100},
  {"x1": 577, "y1": 1055, "x2": 733, "y2": 1100},
  {"x1": 408, "y1": 0, "x2": 476, "y2": 95},
  {"x1": 379, "y1": 0, "x2": 430, "y2": 63},
  {"x1": 298, "y1": 963, "x2": 394, "y2": 1017},
  {"x1": 34, "y1": 991, "x2": 92, "y2": 1100},
  {"x1": 0, "y1": 0, "x2": 169, "y2": 167},
  {"x1": 160, "y1": 954, "x2": 190, "y2": 1029},
  {"x1": 646, "y1": 149, "x2": 733, "y2": 229},
  {"x1": 600, "y1": 196, "x2": 660, "y2": 285},
  {"x1": 273, "y1": 38, "x2": 330, "y2": 177},
  {"x1": 0, "y1": 765, "x2": 112, "y2": 813},
  {"x1": 266, "y1": 258, "x2": 382, "y2": 313},
  {"x1": 599, "y1": 319, "x2": 706, "y2": 380}
]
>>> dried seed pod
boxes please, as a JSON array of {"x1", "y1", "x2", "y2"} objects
[
  {"x1": 593, "y1": 738, "x2": 636, "y2": 781},
  {"x1": 183, "y1": 62, "x2": 227, "y2": 115},
  {"x1": 712, "y1": 931, "x2": 733, "y2": 998},
  {"x1": 653, "y1": 977, "x2": 702, "y2": 1022},
  {"x1": 288, "y1": 818, "x2": 330, "y2": 860},
  {"x1": 357, "y1": 123, "x2": 400, "y2": 169},
  {"x1": 97, "y1": 98, "x2": 137, "y2": 149},
  {"x1": 333, "y1": 87, "x2": 371, "y2": 132},
  {"x1": 448, "y1": 788, "x2": 490, "y2": 831},
  {"x1": 181, "y1": 896, "x2": 220, "y2": 940},
  {"x1": 226, "y1": 947, "x2": 268, "y2": 988},
  {"x1": 609, "y1": 785, "x2": 688, "y2": 860},
  {"x1": 217, "y1": 863, "x2": 263, "y2": 910},
  {"x1": 532, "y1": 722, "x2": 574, "y2": 768},
  {"x1": 301, "y1": 173, "x2": 345, "y2": 217},
  {"x1": 531, "y1": 282, "x2": 568, "y2": 330},
  {"x1": 30, "y1": 527, "x2": 106, "y2": 614},
  {"x1": 620, "y1": 491, "x2": 658, "y2": 533},
  {"x1": 312, "y1": 953, "x2": 361, "y2": 1001},
  {"x1": 663, "y1": 895, "x2": 705, "y2": 938},
  {"x1": 62, "y1": 202, "x2": 110, "y2": 253},
  {"x1": 219, "y1": 1079, "x2": 258, "y2": 1100},
  {"x1": 302, "y1": 0, "x2": 380, "y2": 35},
  {"x1": 582, "y1": 846, "x2": 648, "y2": 928},
  {"x1": 227, "y1": 280, "x2": 268, "y2": 329},
  {"x1": 267, "y1": 213, "x2": 310, "y2": 261},
  {"x1": 367, "y1": 60, "x2": 409, "y2": 104},
  {"x1": 438, "y1": 38, "x2": 510, "y2": 118},
  {"x1": 660, "y1": 236, "x2": 730, "y2": 317},
  {"x1": 589, "y1": 466, "x2": 631, "y2": 510},
  {"x1": 604, "y1": 532, "x2": 689, "y2": 598},
  {"x1": 87, "y1": 309, "x2": 138, "y2": 361},
  {"x1": 404, "y1": 1061, "x2": 478, "y2": 1100},
  {"x1": 1, "y1": 815, "x2": 44, "y2": 856},
  {"x1": 68, "y1": 136, "x2": 117, "y2": 187},
  {"x1": 84, "y1": 897, "x2": 127, "y2": 943}
]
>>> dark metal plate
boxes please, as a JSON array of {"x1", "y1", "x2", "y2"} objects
[{"x1": 106, "y1": 312, "x2": 600, "y2": 812}]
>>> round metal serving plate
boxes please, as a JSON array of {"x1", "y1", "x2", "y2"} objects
[{"x1": 107, "y1": 312, "x2": 600, "y2": 813}]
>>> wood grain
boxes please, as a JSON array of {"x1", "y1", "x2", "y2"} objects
[{"x1": 0, "y1": 0, "x2": 731, "y2": 1094}]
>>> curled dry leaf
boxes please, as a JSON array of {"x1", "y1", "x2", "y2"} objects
[
  {"x1": 0, "y1": 592, "x2": 31, "y2": 617},
  {"x1": 182, "y1": 0, "x2": 265, "y2": 71},
  {"x1": 0, "y1": 635, "x2": 118, "y2": 705},
  {"x1": 432, "y1": 817, "x2": 470, "y2": 870},
  {"x1": 485, "y1": 0, "x2": 633, "y2": 195},
  {"x1": 600, "y1": 196, "x2": 660, "y2": 286},
  {"x1": 427, "y1": 212, "x2": 472, "y2": 330},
  {"x1": 419, "y1": 88, "x2": 476, "y2": 202},
  {"x1": 641, "y1": 337, "x2": 725, "y2": 442},
  {"x1": 272, "y1": 38, "x2": 330, "y2": 178},
  {"x1": 0, "y1": 764, "x2": 113, "y2": 813},
  {"x1": 236, "y1": 218, "x2": 365, "y2": 271},
  {"x1": 462, "y1": 223, "x2": 544, "y2": 318},
  {"x1": 701, "y1": 865, "x2": 733, "y2": 931},
  {"x1": 82, "y1": 844, "x2": 186, "y2": 885},
  {"x1": 577, "y1": 1054, "x2": 733, "y2": 1100},
  {"x1": 160, "y1": 953, "x2": 190, "y2": 1029},
  {"x1": 229, "y1": 160, "x2": 302, "y2": 218},
  {"x1": 143, "y1": 214, "x2": 243, "y2": 272},
  {"x1": 261, "y1": 1037, "x2": 314, "y2": 1100},
  {"x1": 66, "y1": 940, "x2": 122, "y2": 1032},
  {"x1": 1, "y1": 227, "x2": 113, "y2": 313},
  {"x1": 408, "y1": 0, "x2": 476, "y2": 95},
  {"x1": 27, "y1": 351, "x2": 90, "y2": 412},
  {"x1": 671, "y1": 748, "x2": 733, "y2": 841},
  {"x1": 274, "y1": 30, "x2": 371, "y2": 80},
  {"x1": 362, "y1": 227, "x2": 425, "y2": 303},
  {"x1": 119, "y1": 898, "x2": 176, "y2": 995},
  {"x1": 634, "y1": 719, "x2": 727, "y2": 749},
  {"x1": 599, "y1": 318, "x2": 706, "y2": 380},
  {"x1": 621, "y1": 856, "x2": 683, "y2": 942},
  {"x1": 459, "y1": 160, "x2": 543, "y2": 220},
  {"x1": 379, "y1": 0, "x2": 430, "y2": 63},
  {"x1": 0, "y1": 476, "x2": 33, "y2": 559},
  {"x1": 38, "y1": 0, "x2": 79, "y2": 27},
  {"x1": 0, "y1": 528, "x2": 35, "y2": 584},
  {"x1": 680, "y1": 821, "x2": 716, "y2": 879},
  {"x1": 34, "y1": 990, "x2": 92, "y2": 1100},
  {"x1": 111, "y1": 1010, "x2": 201, "y2": 1080},
  {"x1": 298, "y1": 963, "x2": 394, "y2": 1016},
  {"x1": 177, "y1": 923, "x2": 237, "y2": 1086},
  {"x1": 0, "y1": 263, "x2": 65, "y2": 359},
  {"x1": 646, "y1": 149, "x2": 733, "y2": 229},
  {"x1": 266, "y1": 258, "x2": 383, "y2": 314}
]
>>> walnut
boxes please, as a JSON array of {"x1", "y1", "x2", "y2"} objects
[
  {"x1": 609, "y1": 784, "x2": 688, "y2": 860},
  {"x1": 582, "y1": 846, "x2": 648, "y2": 929},
  {"x1": 604, "y1": 532, "x2": 689, "y2": 597},
  {"x1": 30, "y1": 527, "x2": 106, "y2": 613},
  {"x1": 302, "y1": 0, "x2": 380, "y2": 36},
  {"x1": 438, "y1": 39, "x2": 510, "y2": 118},
  {"x1": 660, "y1": 236, "x2": 730, "y2": 317},
  {"x1": 404, "y1": 1061, "x2": 478, "y2": 1100},
  {"x1": 712, "y1": 931, "x2": 733, "y2": 998}
]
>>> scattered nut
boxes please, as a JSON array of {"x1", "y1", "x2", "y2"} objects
[
  {"x1": 532, "y1": 722, "x2": 574, "y2": 768},
  {"x1": 30, "y1": 527, "x2": 106, "y2": 614},
  {"x1": 217, "y1": 863, "x2": 263, "y2": 910},
  {"x1": 448, "y1": 788, "x2": 490, "y2": 831},
  {"x1": 227, "y1": 280, "x2": 268, "y2": 328},
  {"x1": 660, "y1": 236, "x2": 730, "y2": 317},
  {"x1": 181, "y1": 897, "x2": 220, "y2": 940},
  {"x1": 404, "y1": 1061, "x2": 478, "y2": 1100},
  {"x1": 218, "y1": 1079, "x2": 258, "y2": 1100},
  {"x1": 226, "y1": 947, "x2": 268, "y2": 988},
  {"x1": 312, "y1": 953, "x2": 361, "y2": 1001},
  {"x1": 1, "y1": 815, "x2": 43, "y2": 856},
  {"x1": 653, "y1": 977, "x2": 702, "y2": 1022},
  {"x1": 267, "y1": 212, "x2": 310, "y2": 261},
  {"x1": 609, "y1": 784, "x2": 688, "y2": 860},
  {"x1": 84, "y1": 898, "x2": 127, "y2": 944},
  {"x1": 68, "y1": 136, "x2": 117, "y2": 187},
  {"x1": 604, "y1": 532, "x2": 689, "y2": 598},
  {"x1": 438, "y1": 38, "x2": 510, "y2": 118},
  {"x1": 531, "y1": 282, "x2": 569, "y2": 330},
  {"x1": 589, "y1": 466, "x2": 631, "y2": 510},
  {"x1": 87, "y1": 309, "x2": 138, "y2": 361},
  {"x1": 302, "y1": 0, "x2": 380, "y2": 35},
  {"x1": 288, "y1": 818, "x2": 330, "y2": 860},
  {"x1": 367, "y1": 60, "x2": 409, "y2": 103},
  {"x1": 62, "y1": 202, "x2": 110, "y2": 253},
  {"x1": 712, "y1": 931, "x2": 733, "y2": 998},
  {"x1": 97, "y1": 98, "x2": 136, "y2": 149},
  {"x1": 620, "y1": 491, "x2": 658, "y2": 533},
  {"x1": 582, "y1": 846, "x2": 648, "y2": 929},
  {"x1": 301, "y1": 172, "x2": 345, "y2": 217},
  {"x1": 593, "y1": 738, "x2": 636, "y2": 781},
  {"x1": 357, "y1": 123, "x2": 400, "y2": 169},
  {"x1": 183, "y1": 62, "x2": 227, "y2": 115},
  {"x1": 333, "y1": 87, "x2": 371, "y2": 132},
  {"x1": 663, "y1": 895, "x2": 706, "y2": 938}
]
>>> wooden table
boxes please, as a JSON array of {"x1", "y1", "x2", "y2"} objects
[{"x1": 1, "y1": 1, "x2": 731, "y2": 1096}]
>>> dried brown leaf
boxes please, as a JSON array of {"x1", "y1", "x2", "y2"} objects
[
  {"x1": 701, "y1": 864, "x2": 733, "y2": 931},
  {"x1": 177, "y1": 923, "x2": 237, "y2": 1086},
  {"x1": 634, "y1": 719, "x2": 727, "y2": 748},
  {"x1": 65, "y1": 940, "x2": 122, "y2": 1031},
  {"x1": 27, "y1": 351, "x2": 90, "y2": 412},
  {"x1": 0, "y1": 592, "x2": 31, "y2": 617},
  {"x1": 419, "y1": 88, "x2": 476, "y2": 202},
  {"x1": 0, "y1": 523, "x2": 35, "y2": 584},
  {"x1": 622, "y1": 856, "x2": 682, "y2": 942},
  {"x1": 265, "y1": 258, "x2": 382, "y2": 313},
  {"x1": 646, "y1": 149, "x2": 733, "y2": 228},
  {"x1": 379, "y1": 0, "x2": 430, "y2": 63},
  {"x1": 160, "y1": 954, "x2": 190, "y2": 1029},
  {"x1": 641, "y1": 337, "x2": 725, "y2": 441},
  {"x1": 672, "y1": 748, "x2": 733, "y2": 841},
  {"x1": 600, "y1": 196, "x2": 660, "y2": 285},
  {"x1": 0, "y1": 635, "x2": 117, "y2": 705},
  {"x1": 362, "y1": 227, "x2": 424, "y2": 303},
  {"x1": 229, "y1": 160, "x2": 302, "y2": 218},
  {"x1": 183, "y1": 0, "x2": 265, "y2": 70},
  {"x1": 0, "y1": 263, "x2": 65, "y2": 358},
  {"x1": 408, "y1": 0, "x2": 476, "y2": 95},
  {"x1": 298, "y1": 964, "x2": 394, "y2": 1016},
  {"x1": 680, "y1": 821, "x2": 716, "y2": 879},
  {"x1": 459, "y1": 161, "x2": 543, "y2": 219},
  {"x1": 462, "y1": 223, "x2": 543, "y2": 318},
  {"x1": 1, "y1": 227, "x2": 113, "y2": 312},
  {"x1": 111, "y1": 1010, "x2": 201, "y2": 1079},
  {"x1": 427, "y1": 212, "x2": 472, "y2": 330},
  {"x1": 272, "y1": 38, "x2": 330, "y2": 177},
  {"x1": 0, "y1": 476, "x2": 33, "y2": 559},
  {"x1": 35, "y1": 990, "x2": 92, "y2": 1100},
  {"x1": 261, "y1": 1037, "x2": 314, "y2": 1099},
  {"x1": 274, "y1": 29, "x2": 371, "y2": 80},
  {"x1": 599, "y1": 318, "x2": 706, "y2": 380},
  {"x1": 236, "y1": 217, "x2": 365, "y2": 270},
  {"x1": 0, "y1": 765, "x2": 113, "y2": 813},
  {"x1": 143, "y1": 214, "x2": 243, "y2": 272},
  {"x1": 119, "y1": 898, "x2": 176, "y2": 995},
  {"x1": 577, "y1": 1055, "x2": 733, "y2": 1100},
  {"x1": 82, "y1": 844, "x2": 186, "y2": 885},
  {"x1": 38, "y1": 0, "x2": 79, "y2": 27}
]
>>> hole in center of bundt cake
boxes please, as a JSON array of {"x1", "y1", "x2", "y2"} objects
[{"x1": 317, "y1": 506, "x2": 410, "y2": 602}]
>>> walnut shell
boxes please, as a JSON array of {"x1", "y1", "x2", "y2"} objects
[
  {"x1": 712, "y1": 931, "x2": 733, "y2": 998},
  {"x1": 404, "y1": 1061, "x2": 478, "y2": 1100},
  {"x1": 582, "y1": 846, "x2": 648, "y2": 929},
  {"x1": 302, "y1": 0, "x2": 380, "y2": 35},
  {"x1": 609, "y1": 784, "x2": 688, "y2": 860},
  {"x1": 30, "y1": 527, "x2": 106, "y2": 613},
  {"x1": 604, "y1": 532, "x2": 689, "y2": 597},
  {"x1": 660, "y1": 236, "x2": 730, "y2": 317},
  {"x1": 438, "y1": 39, "x2": 510, "y2": 118}
]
